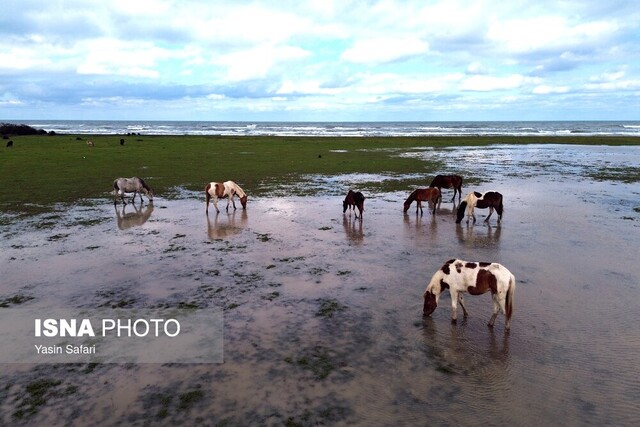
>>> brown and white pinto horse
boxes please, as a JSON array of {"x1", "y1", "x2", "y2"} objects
[
  {"x1": 423, "y1": 259, "x2": 516, "y2": 330},
  {"x1": 205, "y1": 181, "x2": 247, "y2": 214},
  {"x1": 456, "y1": 191, "x2": 503, "y2": 224},
  {"x1": 343, "y1": 190, "x2": 365, "y2": 218},
  {"x1": 429, "y1": 174, "x2": 463, "y2": 202},
  {"x1": 403, "y1": 188, "x2": 440, "y2": 215}
]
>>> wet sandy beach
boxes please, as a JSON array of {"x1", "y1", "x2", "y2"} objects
[{"x1": 1, "y1": 145, "x2": 639, "y2": 425}]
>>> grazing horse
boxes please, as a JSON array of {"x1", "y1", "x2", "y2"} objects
[
  {"x1": 423, "y1": 259, "x2": 516, "y2": 330},
  {"x1": 403, "y1": 188, "x2": 440, "y2": 215},
  {"x1": 343, "y1": 190, "x2": 365, "y2": 218},
  {"x1": 429, "y1": 174, "x2": 463, "y2": 202},
  {"x1": 86, "y1": 140, "x2": 94, "y2": 147},
  {"x1": 113, "y1": 177, "x2": 153, "y2": 205},
  {"x1": 205, "y1": 180, "x2": 247, "y2": 214},
  {"x1": 456, "y1": 191, "x2": 503, "y2": 224}
]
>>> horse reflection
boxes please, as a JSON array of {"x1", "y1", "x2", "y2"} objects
[
  {"x1": 403, "y1": 209, "x2": 438, "y2": 240},
  {"x1": 115, "y1": 202, "x2": 154, "y2": 230},
  {"x1": 207, "y1": 210, "x2": 248, "y2": 239},
  {"x1": 456, "y1": 222, "x2": 502, "y2": 246},
  {"x1": 421, "y1": 311, "x2": 511, "y2": 373},
  {"x1": 343, "y1": 214, "x2": 364, "y2": 245}
]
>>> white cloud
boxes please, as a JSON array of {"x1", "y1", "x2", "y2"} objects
[
  {"x1": 533, "y1": 85, "x2": 571, "y2": 95},
  {"x1": 341, "y1": 37, "x2": 429, "y2": 64},
  {"x1": 486, "y1": 15, "x2": 619, "y2": 54},
  {"x1": 216, "y1": 45, "x2": 310, "y2": 82},
  {"x1": 76, "y1": 39, "x2": 172, "y2": 78},
  {"x1": 460, "y1": 74, "x2": 525, "y2": 92}
]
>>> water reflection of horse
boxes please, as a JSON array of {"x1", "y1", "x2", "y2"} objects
[
  {"x1": 429, "y1": 174, "x2": 463, "y2": 202},
  {"x1": 456, "y1": 191, "x2": 503, "y2": 224},
  {"x1": 113, "y1": 177, "x2": 153, "y2": 205},
  {"x1": 423, "y1": 259, "x2": 516, "y2": 331},
  {"x1": 207, "y1": 210, "x2": 248, "y2": 239},
  {"x1": 115, "y1": 202, "x2": 154, "y2": 230},
  {"x1": 456, "y1": 222, "x2": 502, "y2": 246},
  {"x1": 205, "y1": 181, "x2": 247, "y2": 214},
  {"x1": 343, "y1": 214, "x2": 364, "y2": 244},
  {"x1": 343, "y1": 190, "x2": 365, "y2": 218},
  {"x1": 403, "y1": 188, "x2": 440, "y2": 215}
]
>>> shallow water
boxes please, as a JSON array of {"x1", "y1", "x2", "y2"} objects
[{"x1": 1, "y1": 145, "x2": 639, "y2": 425}]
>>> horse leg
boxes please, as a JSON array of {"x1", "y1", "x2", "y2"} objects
[
  {"x1": 450, "y1": 289, "x2": 459, "y2": 323},
  {"x1": 213, "y1": 196, "x2": 220, "y2": 213},
  {"x1": 417, "y1": 201, "x2": 423, "y2": 215},
  {"x1": 458, "y1": 294, "x2": 469, "y2": 317},
  {"x1": 488, "y1": 294, "x2": 500, "y2": 327},
  {"x1": 485, "y1": 207, "x2": 494, "y2": 223}
]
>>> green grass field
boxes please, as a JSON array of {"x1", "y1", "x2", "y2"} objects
[{"x1": 1, "y1": 134, "x2": 638, "y2": 214}]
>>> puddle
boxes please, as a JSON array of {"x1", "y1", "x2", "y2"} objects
[{"x1": 1, "y1": 146, "x2": 639, "y2": 425}]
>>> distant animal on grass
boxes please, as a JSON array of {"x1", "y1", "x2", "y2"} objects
[
  {"x1": 205, "y1": 180, "x2": 247, "y2": 214},
  {"x1": 86, "y1": 140, "x2": 94, "y2": 147},
  {"x1": 423, "y1": 258, "x2": 516, "y2": 331},
  {"x1": 120, "y1": 138, "x2": 125, "y2": 145},
  {"x1": 113, "y1": 177, "x2": 153, "y2": 205},
  {"x1": 456, "y1": 191, "x2": 503, "y2": 224},
  {"x1": 403, "y1": 188, "x2": 440, "y2": 215},
  {"x1": 6, "y1": 140, "x2": 13, "y2": 148},
  {"x1": 343, "y1": 190, "x2": 365, "y2": 218},
  {"x1": 429, "y1": 174, "x2": 463, "y2": 202}
]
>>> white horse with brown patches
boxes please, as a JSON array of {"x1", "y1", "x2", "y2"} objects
[
  {"x1": 423, "y1": 258, "x2": 516, "y2": 331},
  {"x1": 205, "y1": 181, "x2": 247, "y2": 214}
]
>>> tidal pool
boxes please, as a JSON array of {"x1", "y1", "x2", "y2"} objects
[{"x1": 1, "y1": 145, "x2": 639, "y2": 425}]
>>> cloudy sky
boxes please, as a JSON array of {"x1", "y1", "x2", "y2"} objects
[{"x1": 1, "y1": 0, "x2": 638, "y2": 121}]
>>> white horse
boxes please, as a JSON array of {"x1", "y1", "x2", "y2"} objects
[
  {"x1": 205, "y1": 180, "x2": 247, "y2": 214},
  {"x1": 423, "y1": 258, "x2": 516, "y2": 331},
  {"x1": 113, "y1": 177, "x2": 153, "y2": 205}
]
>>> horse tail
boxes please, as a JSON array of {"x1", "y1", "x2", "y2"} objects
[
  {"x1": 506, "y1": 273, "x2": 515, "y2": 323},
  {"x1": 496, "y1": 194, "x2": 504, "y2": 217},
  {"x1": 113, "y1": 179, "x2": 119, "y2": 192}
]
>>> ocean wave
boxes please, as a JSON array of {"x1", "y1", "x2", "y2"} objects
[{"x1": 7, "y1": 120, "x2": 640, "y2": 137}]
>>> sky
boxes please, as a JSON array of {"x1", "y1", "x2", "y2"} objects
[{"x1": 1, "y1": 0, "x2": 639, "y2": 122}]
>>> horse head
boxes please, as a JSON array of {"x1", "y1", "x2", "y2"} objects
[
  {"x1": 455, "y1": 201, "x2": 467, "y2": 223},
  {"x1": 239, "y1": 195, "x2": 248, "y2": 210},
  {"x1": 423, "y1": 291, "x2": 438, "y2": 316}
]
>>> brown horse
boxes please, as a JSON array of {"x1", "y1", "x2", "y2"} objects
[
  {"x1": 343, "y1": 190, "x2": 365, "y2": 218},
  {"x1": 403, "y1": 188, "x2": 440, "y2": 215},
  {"x1": 429, "y1": 174, "x2": 463, "y2": 202},
  {"x1": 456, "y1": 191, "x2": 504, "y2": 224}
]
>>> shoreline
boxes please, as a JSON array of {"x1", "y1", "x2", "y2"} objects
[{"x1": 1, "y1": 135, "x2": 639, "y2": 215}]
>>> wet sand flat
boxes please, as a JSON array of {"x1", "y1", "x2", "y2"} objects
[{"x1": 1, "y1": 144, "x2": 639, "y2": 425}]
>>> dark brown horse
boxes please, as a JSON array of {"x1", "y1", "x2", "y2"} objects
[
  {"x1": 403, "y1": 188, "x2": 440, "y2": 215},
  {"x1": 343, "y1": 190, "x2": 365, "y2": 218},
  {"x1": 429, "y1": 174, "x2": 463, "y2": 202},
  {"x1": 456, "y1": 191, "x2": 504, "y2": 224}
]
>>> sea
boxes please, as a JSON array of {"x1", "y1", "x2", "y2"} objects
[{"x1": 6, "y1": 120, "x2": 640, "y2": 137}]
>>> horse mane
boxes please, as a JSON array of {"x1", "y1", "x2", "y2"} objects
[
  {"x1": 227, "y1": 181, "x2": 246, "y2": 198},
  {"x1": 136, "y1": 177, "x2": 152, "y2": 192}
]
